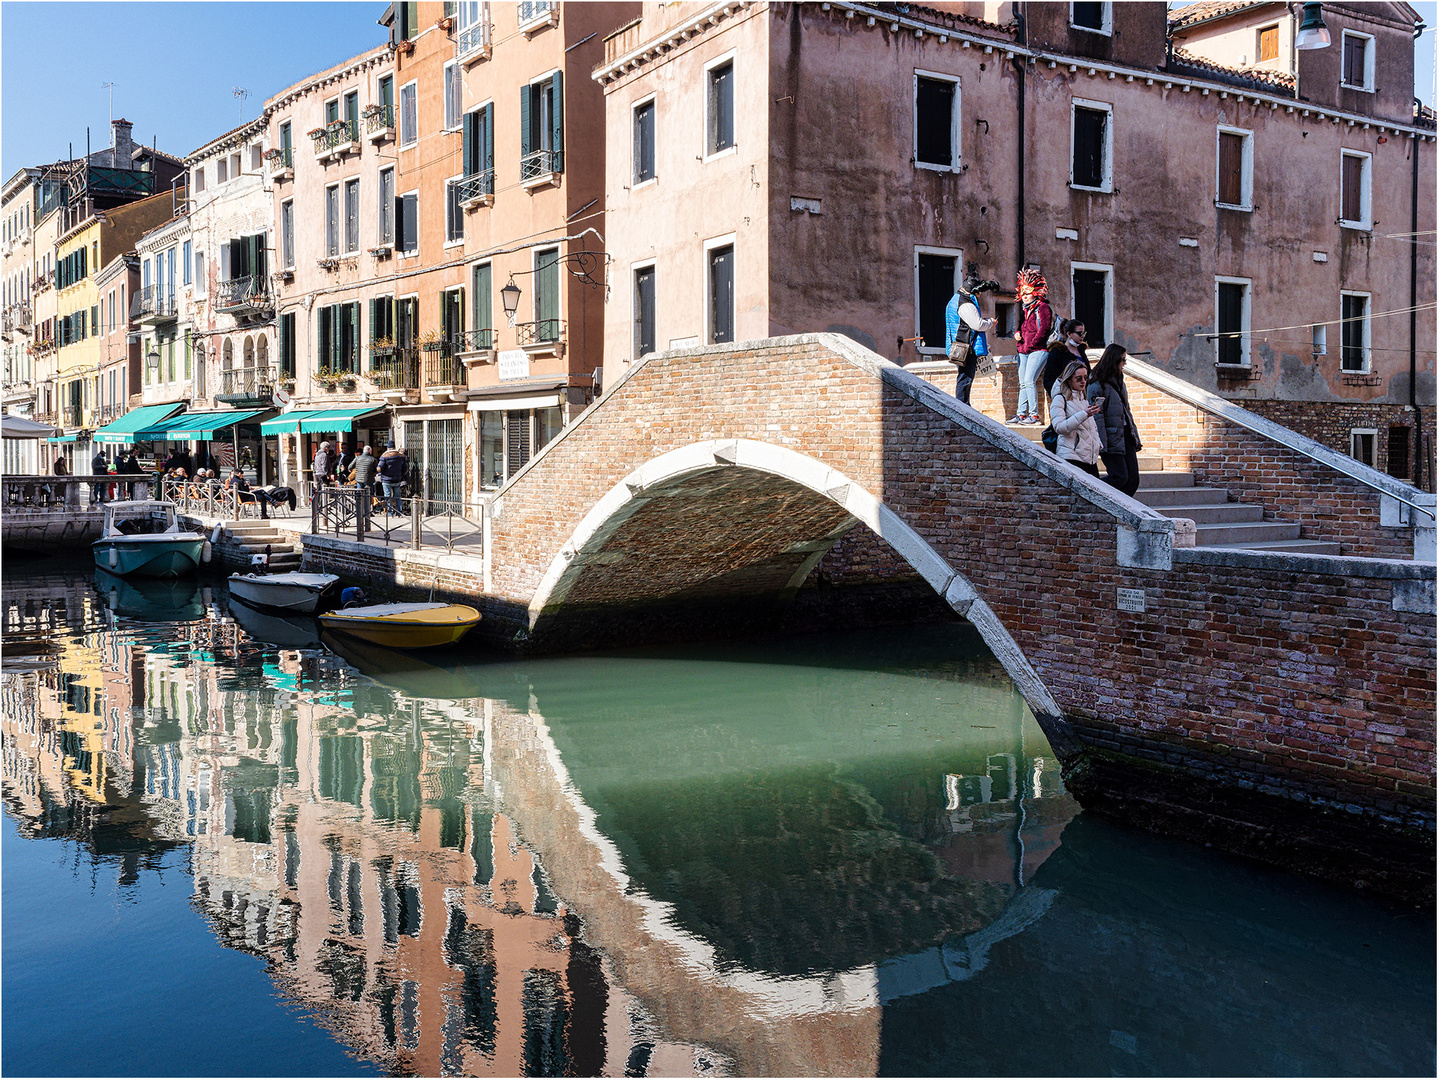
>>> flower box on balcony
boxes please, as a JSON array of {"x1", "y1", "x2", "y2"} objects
[{"x1": 369, "y1": 245, "x2": 393, "y2": 260}]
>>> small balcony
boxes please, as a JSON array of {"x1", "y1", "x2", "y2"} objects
[
  {"x1": 520, "y1": 148, "x2": 562, "y2": 187},
  {"x1": 310, "y1": 121, "x2": 359, "y2": 162},
  {"x1": 457, "y1": 13, "x2": 492, "y2": 64},
  {"x1": 215, "y1": 365, "x2": 277, "y2": 407},
  {"x1": 517, "y1": 0, "x2": 557, "y2": 35},
  {"x1": 369, "y1": 346, "x2": 420, "y2": 403},
  {"x1": 364, "y1": 104, "x2": 395, "y2": 143},
  {"x1": 455, "y1": 328, "x2": 497, "y2": 362},
  {"x1": 61, "y1": 406, "x2": 83, "y2": 428},
  {"x1": 133, "y1": 285, "x2": 177, "y2": 326},
  {"x1": 265, "y1": 146, "x2": 294, "y2": 181},
  {"x1": 458, "y1": 170, "x2": 495, "y2": 210},
  {"x1": 423, "y1": 349, "x2": 466, "y2": 400},
  {"x1": 215, "y1": 275, "x2": 271, "y2": 318},
  {"x1": 514, "y1": 319, "x2": 563, "y2": 349}
]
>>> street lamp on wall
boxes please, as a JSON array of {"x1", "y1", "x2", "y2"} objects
[
  {"x1": 1295, "y1": 2, "x2": 1331, "y2": 49},
  {"x1": 146, "y1": 347, "x2": 161, "y2": 383},
  {"x1": 500, "y1": 278, "x2": 522, "y2": 327}
]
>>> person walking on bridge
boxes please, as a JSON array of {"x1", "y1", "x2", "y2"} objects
[
  {"x1": 1012, "y1": 268, "x2": 1053, "y2": 426},
  {"x1": 1087, "y1": 344, "x2": 1143, "y2": 497}
]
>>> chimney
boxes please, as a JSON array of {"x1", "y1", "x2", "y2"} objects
[{"x1": 111, "y1": 119, "x2": 134, "y2": 169}]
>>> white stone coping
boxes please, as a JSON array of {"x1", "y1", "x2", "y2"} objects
[
  {"x1": 1174, "y1": 546, "x2": 1436, "y2": 580},
  {"x1": 1124, "y1": 356, "x2": 1437, "y2": 523},
  {"x1": 303, "y1": 533, "x2": 484, "y2": 576}
]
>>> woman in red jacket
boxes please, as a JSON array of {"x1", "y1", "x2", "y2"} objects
[{"x1": 1011, "y1": 268, "x2": 1053, "y2": 425}]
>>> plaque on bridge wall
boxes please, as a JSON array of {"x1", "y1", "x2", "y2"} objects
[
  {"x1": 1116, "y1": 587, "x2": 1146, "y2": 613},
  {"x1": 498, "y1": 349, "x2": 530, "y2": 381}
]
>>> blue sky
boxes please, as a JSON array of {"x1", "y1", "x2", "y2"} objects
[{"x1": 1, "y1": 1, "x2": 1434, "y2": 181}]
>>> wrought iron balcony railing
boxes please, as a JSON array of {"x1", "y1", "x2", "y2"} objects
[
  {"x1": 520, "y1": 148, "x2": 563, "y2": 181},
  {"x1": 369, "y1": 349, "x2": 421, "y2": 392},
  {"x1": 218, "y1": 365, "x2": 277, "y2": 399},
  {"x1": 455, "y1": 328, "x2": 496, "y2": 353},
  {"x1": 514, "y1": 319, "x2": 562, "y2": 346},
  {"x1": 423, "y1": 352, "x2": 465, "y2": 387},
  {"x1": 215, "y1": 275, "x2": 270, "y2": 314},
  {"x1": 132, "y1": 285, "x2": 177, "y2": 322},
  {"x1": 265, "y1": 147, "x2": 294, "y2": 174},
  {"x1": 364, "y1": 105, "x2": 395, "y2": 136},
  {"x1": 457, "y1": 171, "x2": 495, "y2": 205}
]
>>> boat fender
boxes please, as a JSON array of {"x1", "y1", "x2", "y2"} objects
[
  {"x1": 210, "y1": 522, "x2": 224, "y2": 545},
  {"x1": 108, "y1": 546, "x2": 118, "y2": 569},
  {"x1": 341, "y1": 586, "x2": 367, "y2": 608},
  {"x1": 202, "y1": 541, "x2": 213, "y2": 564},
  {"x1": 202, "y1": 587, "x2": 212, "y2": 606}
]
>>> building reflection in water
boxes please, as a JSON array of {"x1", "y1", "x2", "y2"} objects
[{"x1": 1, "y1": 572, "x2": 1075, "y2": 1077}]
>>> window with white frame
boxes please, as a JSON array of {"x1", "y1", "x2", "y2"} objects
[
  {"x1": 399, "y1": 81, "x2": 418, "y2": 147},
  {"x1": 325, "y1": 184, "x2": 340, "y2": 257},
  {"x1": 1340, "y1": 291, "x2": 1371, "y2": 372},
  {"x1": 193, "y1": 165, "x2": 206, "y2": 192},
  {"x1": 914, "y1": 246, "x2": 960, "y2": 354},
  {"x1": 281, "y1": 200, "x2": 295, "y2": 267},
  {"x1": 1070, "y1": 1, "x2": 1111, "y2": 34},
  {"x1": 1257, "y1": 23, "x2": 1279, "y2": 62},
  {"x1": 707, "y1": 238, "x2": 735, "y2": 344},
  {"x1": 379, "y1": 167, "x2": 395, "y2": 245},
  {"x1": 1216, "y1": 126, "x2": 1253, "y2": 210},
  {"x1": 1072, "y1": 262, "x2": 1114, "y2": 349},
  {"x1": 914, "y1": 71, "x2": 960, "y2": 171},
  {"x1": 445, "y1": 177, "x2": 464, "y2": 243},
  {"x1": 1215, "y1": 277, "x2": 1251, "y2": 367},
  {"x1": 343, "y1": 177, "x2": 361, "y2": 253},
  {"x1": 1340, "y1": 150, "x2": 1371, "y2": 229},
  {"x1": 250, "y1": 144, "x2": 263, "y2": 171},
  {"x1": 216, "y1": 157, "x2": 228, "y2": 183},
  {"x1": 182, "y1": 240, "x2": 192, "y2": 285},
  {"x1": 194, "y1": 250, "x2": 205, "y2": 295},
  {"x1": 444, "y1": 62, "x2": 462, "y2": 130},
  {"x1": 634, "y1": 262, "x2": 656, "y2": 359},
  {"x1": 1350, "y1": 428, "x2": 1377, "y2": 466},
  {"x1": 1070, "y1": 98, "x2": 1112, "y2": 192},
  {"x1": 1341, "y1": 30, "x2": 1375, "y2": 91},
  {"x1": 521, "y1": 71, "x2": 564, "y2": 179},
  {"x1": 633, "y1": 97, "x2": 656, "y2": 185},
  {"x1": 397, "y1": 190, "x2": 418, "y2": 254},
  {"x1": 705, "y1": 56, "x2": 735, "y2": 158}
]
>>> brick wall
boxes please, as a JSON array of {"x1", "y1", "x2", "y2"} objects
[{"x1": 481, "y1": 334, "x2": 1433, "y2": 894}]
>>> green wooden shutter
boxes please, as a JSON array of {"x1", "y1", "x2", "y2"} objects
[
  {"x1": 462, "y1": 111, "x2": 475, "y2": 177},
  {"x1": 473, "y1": 264, "x2": 491, "y2": 335},
  {"x1": 550, "y1": 71, "x2": 564, "y2": 173},
  {"x1": 520, "y1": 82, "x2": 533, "y2": 163},
  {"x1": 482, "y1": 104, "x2": 494, "y2": 179}
]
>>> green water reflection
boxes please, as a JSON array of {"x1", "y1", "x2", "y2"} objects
[{"x1": 1, "y1": 565, "x2": 1433, "y2": 1078}]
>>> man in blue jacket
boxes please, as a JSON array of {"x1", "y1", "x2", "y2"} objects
[{"x1": 946, "y1": 268, "x2": 999, "y2": 405}]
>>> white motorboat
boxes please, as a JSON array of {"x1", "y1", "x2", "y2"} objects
[{"x1": 227, "y1": 571, "x2": 341, "y2": 614}]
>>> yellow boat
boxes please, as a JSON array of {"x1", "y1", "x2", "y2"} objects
[{"x1": 318, "y1": 602, "x2": 481, "y2": 649}]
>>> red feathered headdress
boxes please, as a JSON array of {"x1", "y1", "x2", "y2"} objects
[{"x1": 1016, "y1": 268, "x2": 1048, "y2": 299}]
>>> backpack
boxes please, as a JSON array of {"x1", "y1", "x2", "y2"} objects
[{"x1": 1041, "y1": 423, "x2": 1058, "y2": 453}]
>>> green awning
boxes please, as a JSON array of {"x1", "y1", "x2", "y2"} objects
[
  {"x1": 293, "y1": 406, "x2": 386, "y2": 434},
  {"x1": 258, "y1": 410, "x2": 323, "y2": 435},
  {"x1": 143, "y1": 408, "x2": 270, "y2": 440},
  {"x1": 92, "y1": 402, "x2": 186, "y2": 444},
  {"x1": 46, "y1": 434, "x2": 79, "y2": 443}
]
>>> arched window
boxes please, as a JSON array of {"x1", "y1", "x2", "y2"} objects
[
  {"x1": 243, "y1": 335, "x2": 254, "y2": 368},
  {"x1": 256, "y1": 335, "x2": 269, "y2": 370},
  {"x1": 222, "y1": 339, "x2": 233, "y2": 370}
]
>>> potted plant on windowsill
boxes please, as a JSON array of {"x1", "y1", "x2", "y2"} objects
[
  {"x1": 337, "y1": 374, "x2": 357, "y2": 392},
  {"x1": 418, "y1": 329, "x2": 444, "y2": 353},
  {"x1": 370, "y1": 336, "x2": 396, "y2": 359}
]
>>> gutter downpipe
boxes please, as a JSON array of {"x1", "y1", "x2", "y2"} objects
[
  {"x1": 1015, "y1": 3, "x2": 1027, "y2": 271},
  {"x1": 1410, "y1": 98, "x2": 1424, "y2": 489}
]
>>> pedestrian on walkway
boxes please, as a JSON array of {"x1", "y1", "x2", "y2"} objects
[
  {"x1": 90, "y1": 447, "x2": 108, "y2": 504},
  {"x1": 1011, "y1": 268, "x2": 1053, "y2": 425},
  {"x1": 377, "y1": 445, "x2": 408, "y2": 516},
  {"x1": 1043, "y1": 319, "x2": 1089, "y2": 399},
  {"x1": 1087, "y1": 344, "x2": 1144, "y2": 497},
  {"x1": 946, "y1": 268, "x2": 999, "y2": 405},
  {"x1": 312, "y1": 441, "x2": 334, "y2": 488},
  {"x1": 352, "y1": 444, "x2": 377, "y2": 502},
  {"x1": 1049, "y1": 359, "x2": 1105, "y2": 477}
]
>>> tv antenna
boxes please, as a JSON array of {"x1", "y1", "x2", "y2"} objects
[
  {"x1": 232, "y1": 87, "x2": 250, "y2": 123},
  {"x1": 100, "y1": 82, "x2": 116, "y2": 129}
]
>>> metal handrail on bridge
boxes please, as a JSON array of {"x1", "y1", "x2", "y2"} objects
[{"x1": 309, "y1": 483, "x2": 480, "y2": 552}]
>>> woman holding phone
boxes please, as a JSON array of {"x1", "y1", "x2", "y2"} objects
[
  {"x1": 1050, "y1": 359, "x2": 1105, "y2": 476},
  {"x1": 1087, "y1": 344, "x2": 1143, "y2": 496}
]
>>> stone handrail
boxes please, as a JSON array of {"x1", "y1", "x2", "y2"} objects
[
  {"x1": 1123, "y1": 355, "x2": 1436, "y2": 523},
  {"x1": 3, "y1": 474, "x2": 154, "y2": 509}
]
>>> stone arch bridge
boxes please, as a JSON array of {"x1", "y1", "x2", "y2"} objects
[{"x1": 461, "y1": 335, "x2": 1435, "y2": 898}]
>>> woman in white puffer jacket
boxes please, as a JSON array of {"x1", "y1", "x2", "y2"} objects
[{"x1": 1050, "y1": 358, "x2": 1105, "y2": 476}]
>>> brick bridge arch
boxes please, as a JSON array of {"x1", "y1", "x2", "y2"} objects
[
  {"x1": 524, "y1": 437, "x2": 1065, "y2": 726},
  {"x1": 477, "y1": 333, "x2": 1433, "y2": 898}
]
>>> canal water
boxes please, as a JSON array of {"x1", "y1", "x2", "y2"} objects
[{"x1": 2, "y1": 563, "x2": 1433, "y2": 1077}]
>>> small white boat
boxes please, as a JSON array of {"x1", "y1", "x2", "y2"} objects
[
  {"x1": 319, "y1": 602, "x2": 481, "y2": 649},
  {"x1": 228, "y1": 572, "x2": 340, "y2": 615},
  {"x1": 91, "y1": 501, "x2": 208, "y2": 578}
]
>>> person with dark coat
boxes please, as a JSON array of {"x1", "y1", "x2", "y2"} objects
[
  {"x1": 377, "y1": 446, "x2": 408, "y2": 515},
  {"x1": 338, "y1": 443, "x2": 357, "y2": 479},
  {"x1": 1043, "y1": 320, "x2": 1089, "y2": 400},
  {"x1": 1011, "y1": 268, "x2": 1053, "y2": 425},
  {"x1": 1086, "y1": 344, "x2": 1144, "y2": 497},
  {"x1": 945, "y1": 269, "x2": 999, "y2": 406},
  {"x1": 352, "y1": 445, "x2": 377, "y2": 494},
  {"x1": 89, "y1": 448, "x2": 108, "y2": 504},
  {"x1": 226, "y1": 467, "x2": 267, "y2": 517}
]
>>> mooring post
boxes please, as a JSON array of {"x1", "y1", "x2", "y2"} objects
[{"x1": 411, "y1": 494, "x2": 421, "y2": 550}]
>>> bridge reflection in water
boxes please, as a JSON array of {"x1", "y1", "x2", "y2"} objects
[{"x1": 4, "y1": 569, "x2": 1431, "y2": 1077}]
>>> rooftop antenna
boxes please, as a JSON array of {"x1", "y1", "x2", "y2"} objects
[
  {"x1": 101, "y1": 82, "x2": 116, "y2": 132},
  {"x1": 232, "y1": 87, "x2": 250, "y2": 124}
]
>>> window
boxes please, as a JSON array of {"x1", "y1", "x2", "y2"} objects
[
  {"x1": 217, "y1": 157, "x2": 228, "y2": 184},
  {"x1": 1387, "y1": 426, "x2": 1412, "y2": 479},
  {"x1": 343, "y1": 178, "x2": 360, "y2": 253},
  {"x1": 1350, "y1": 429, "x2": 1376, "y2": 467},
  {"x1": 442, "y1": 286, "x2": 465, "y2": 346},
  {"x1": 281, "y1": 200, "x2": 294, "y2": 267},
  {"x1": 708, "y1": 241, "x2": 734, "y2": 344},
  {"x1": 377, "y1": 168, "x2": 395, "y2": 247},
  {"x1": 1073, "y1": 262, "x2": 1114, "y2": 349},
  {"x1": 1257, "y1": 24, "x2": 1279, "y2": 62},
  {"x1": 706, "y1": 58, "x2": 734, "y2": 157},
  {"x1": 396, "y1": 0, "x2": 418, "y2": 41},
  {"x1": 914, "y1": 248, "x2": 958, "y2": 353},
  {"x1": 634, "y1": 263, "x2": 656, "y2": 358},
  {"x1": 472, "y1": 263, "x2": 492, "y2": 345},
  {"x1": 318, "y1": 302, "x2": 360, "y2": 373},
  {"x1": 462, "y1": 103, "x2": 495, "y2": 192},
  {"x1": 521, "y1": 72, "x2": 564, "y2": 179},
  {"x1": 633, "y1": 98, "x2": 656, "y2": 185},
  {"x1": 182, "y1": 240, "x2": 192, "y2": 285},
  {"x1": 325, "y1": 184, "x2": 340, "y2": 257},
  {"x1": 194, "y1": 250, "x2": 205, "y2": 295},
  {"x1": 1340, "y1": 292, "x2": 1370, "y2": 372},
  {"x1": 344, "y1": 90, "x2": 360, "y2": 140},
  {"x1": 1215, "y1": 277, "x2": 1251, "y2": 367},
  {"x1": 399, "y1": 82, "x2": 418, "y2": 147},
  {"x1": 1340, "y1": 151, "x2": 1371, "y2": 229},
  {"x1": 325, "y1": 97, "x2": 340, "y2": 127},
  {"x1": 1070, "y1": 2, "x2": 1111, "y2": 34},
  {"x1": 534, "y1": 247, "x2": 559, "y2": 339},
  {"x1": 457, "y1": 1, "x2": 489, "y2": 58},
  {"x1": 279, "y1": 121, "x2": 292, "y2": 161},
  {"x1": 1071, "y1": 99, "x2": 1112, "y2": 192},
  {"x1": 397, "y1": 295, "x2": 418, "y2": 348},
  {"x1": 369, "y1": 296, "x2": 395, "y2": 351},
  {"x1": 914, "y1": 72, "x2": 959, "y2": 171},
  {"x1": 250, "y1": 144, "x2": 263, "y2": 171},
  {"x1": 479, "y1": 412, "x2": 504, "y2": 489},
  {"x1": 279, "y1": 312, "x2": 296, "y2": 377},
  {"x1": 444, "y1": 63, "x2": 462, "y2": 130},
  {"x1": 445, "y1": 178, "x2": 464, "y2": 243},
  {"x1": 378, "y1": 75, "x2": 394, "y2": 123},
  {"x1": 396, "y1": 192, "x2": 418, "y2": 254},
  {"x1": 193, "y1": 165, "x2": 205, "y2": 192},
  {"x1": 1216, "y1": 127, "x2": 1253, "y2": 210},
  {"x1": 1341, "y1": 31, "x2": 1374, "y2": 91},
  {"x1": 1312, "y1": 323, "x2": 1327, "y2": 355}
]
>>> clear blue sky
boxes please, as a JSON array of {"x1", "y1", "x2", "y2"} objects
[
  {"x1": 1, "y1": 2, "x2": 387, "y2": 180},
  {"x1": 1, "y1": 1, "x2": 1434, "y2": 181}
]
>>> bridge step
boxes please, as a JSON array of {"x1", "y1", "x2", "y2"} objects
[
  {"x1": 1208, "y1": 538, "x2": 1344, "y2": 555},
  {"x1": 1137, "y1": 471, "x2": 1196, "y2": 489},
  {"x1": 1192, "y1": 520, "x2": 1303, "y2": 545},
  {"x1": 1161, "y1": 502, "x2": 1265, "y2": 525},
  {"x1": 1137, "y1": 485, "x2": 1229, "y2": 507}
]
